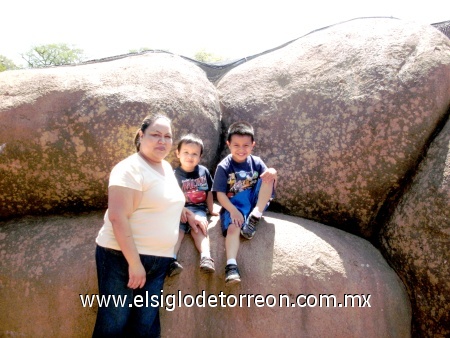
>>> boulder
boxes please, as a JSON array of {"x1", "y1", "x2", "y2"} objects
[
  {"x1": 0, "y1": 53, "x2": 221, "y2": 219},
  {"x1": 0, "y1": 210, "x2": 411, "y2": 337},
  {"x1": 0, "y1": 212, "x2": 99, "y2": 337},
  {"x1": 217, "y1": 17, "x2": 450, "y2": 239},
  {"x1": 380, "y1": 117, "x2": 450, "y2": 337}
]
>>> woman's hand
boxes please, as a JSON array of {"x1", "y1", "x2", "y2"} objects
[
  {"x1": 186, "y1": 211, "x2": 208, "y2": 236},
  {"x1": 181, "y1": 207, "x2": 192, "y2": 224},
  {"x1": 193, "y1": 215, "x2": 208, "y2": 236},
  {"x1": 127, "y1": 261, "x2": 146, "y2": 289}
]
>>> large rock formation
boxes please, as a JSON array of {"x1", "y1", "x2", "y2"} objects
[
  {"x1": 1, "y1": 17, "x2": 449, "y2": 337},
  {"x1": 0, "y1": 53, "x2": 221, "y2": 219},
  {"x1": 217, "y1": 18, "x2": 450, "y2": 239},
  {"x1": 0, "y1": 213, "x2": 99, "y2": 337},
  {"x1": 380, "y1": 117, "x2": 450, "y2": 337},
  {"x1": 0, "y1": 211, "x2": 411, "y2": 337}
]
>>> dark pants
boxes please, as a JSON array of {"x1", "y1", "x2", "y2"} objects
[{"x1": 93, "y1": 245, "x2": 171, "y2": 338}]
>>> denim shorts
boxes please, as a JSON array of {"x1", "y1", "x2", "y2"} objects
[
  {"x1": 220, "y1": 179, "x2": 274, "y2": 236},
  {"x1": 180, "y1": 205, "x2": 207, "y2": 233}
]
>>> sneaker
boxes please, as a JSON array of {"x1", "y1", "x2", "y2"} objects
[
  {"x1": 200, "y1": 257, "x2": 215, "y2": 273},
  {"x1": 225, "y1": 264, "x2": 241, "y2": 285},
  {"x1": 167, "y1": 259, "x2": 183, "y2": 277},
  {"x1": 240, "y1": 215, "x2": 260, "y2": 239}
]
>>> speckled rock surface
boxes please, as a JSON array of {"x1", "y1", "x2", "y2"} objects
[
  {"x1": 380, "y1": 118, "x2": 450, "y2": 337},
  {"x1": 0, "y1": 212, "x2": 99, "y2": 337},
  {"x1": 217, "y1": 17, "x2": 450, "y2": 238},
  {"x1": 0, "y1": 53, "x2": 220, "y2": 219},
  {"x1": 0, "y1": 210, "x2": 411, "y2": 337}
]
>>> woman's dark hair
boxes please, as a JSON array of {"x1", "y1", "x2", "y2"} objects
[
  {"x1": 226, "y1": 121, "x2": 254, "y2": 142},
  {"x1": 134, "y1": 114, "x2": 172, "y2": 152},
  {"x1": 177, "y1": 134, "x2": 204, "y2": 156}
]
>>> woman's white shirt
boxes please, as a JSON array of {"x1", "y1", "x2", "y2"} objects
[{"x1": 96, "y1": 153, "x2": 185, "y2": 257}]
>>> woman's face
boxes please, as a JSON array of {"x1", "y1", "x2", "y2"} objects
[{"x1": 139, "y1": 118, "x2": 173, "y2": 163}]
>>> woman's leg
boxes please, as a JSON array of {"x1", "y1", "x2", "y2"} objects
[
  {"x1": 92, "y1": 245, "x2": 133, "y2": 337},
  {"x1": 127, "y1": 255, "x2": 171, "y2": 337}
]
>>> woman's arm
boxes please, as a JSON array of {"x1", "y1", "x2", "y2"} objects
[{"x1": 108, "y1": 185, "x2": 145, "y2": 289}]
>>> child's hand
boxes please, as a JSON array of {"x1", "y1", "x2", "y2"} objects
[
  {"x1": 209, "y1": 209, "x2": 219, "y2": 216},
  {"x1": 261, "y1": 168, "x2": 277, "y2": 183},
  {"x1": 230, "y1": 209, "x2": 244, "y2": 228}
]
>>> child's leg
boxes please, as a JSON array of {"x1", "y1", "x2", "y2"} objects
[
  {"x1": 191, "y1": 230, "x2": 209, "y2": 256},
  {"x1": 241, "y1": 179, "x2": 275, "y2": 240},
  {"x1": 192, "y1": 230, "x2": 215, "y2": 273},
  {"x1": 224, "y1": 224, "x2": 241, "y2": 284},
  {"x1": 225, "y1": 224, "x2": 241, "y2": 261},
  {"x1": 253, "y1": 180, "x2": 275, "y2": 216},
  {"x1": 220, "y1": 200, "x2": 247, "y2": 284},
  {"x1": 191, "y1": 207, "x2": 215, "y2": 272}
]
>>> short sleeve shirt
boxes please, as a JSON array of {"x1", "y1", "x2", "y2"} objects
[
  {"x1": 96, "y1": 153, "x2": 185, "y2": 257},
  {"x1": 174, "y1": 165, "x2": 213, "y2": 208},
  {"x1": 212, "y1": 154, "x2": 267, "y2": 198}
]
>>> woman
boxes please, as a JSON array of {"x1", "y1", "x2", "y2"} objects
[{"x1": 93, "y1": 114, "x2": 186, "y2": 337}]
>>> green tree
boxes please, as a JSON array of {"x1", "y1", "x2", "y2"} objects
[
  {"x1": 193, "y1": 49, "x2": 224, "y2": 63},
  {"x1": 0, "y1": 55, "x2": 19, "y2": 72},
  {"x1": 21, "y1": 43, "x2": 85, "y2": 68}
]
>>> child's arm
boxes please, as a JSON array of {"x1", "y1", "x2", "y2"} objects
[
  {"x1": 207, "y1": 191, "x2": 219, "y2": 216},
  {"x1": 216, "y1": 192, "x2": 245, "y2": 227}
]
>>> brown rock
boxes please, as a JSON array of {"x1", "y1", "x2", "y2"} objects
[
  {"x1": 0, "y1": 212, "x2": 99, "y2": 337},
  {"x1": 217, "y1": 18, "x2": 450, "y2": 238},
  {"x1": 0, "y1": 53, "x2": 221, "y2": 219},
  {"x1": 0, "y1": 210, "x2": 411, "y2": 337},
  {"x1": 380, "y1": 118, "x2": 450, "y2": 337}
]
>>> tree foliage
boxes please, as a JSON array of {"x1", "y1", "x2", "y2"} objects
[
  {"x1": 21, "y1": 43, "x2": 85, "y2": 68},
  {"x1": 0, "y1": 55, "x2": 19, "y2": 72},
  {"x1": 193, "y1": 49, "x2": 224, "y2": 63}
]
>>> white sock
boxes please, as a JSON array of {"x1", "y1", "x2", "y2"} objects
[
  {"x1": 227, "y1": 258, "x2": 237, "y2": 266},
  {"x1": 251, "y1": 208, "x2": 263, "y2": 218},
  {"x1": 201, "y1": 251, "x2": 211, "y2": 259}
]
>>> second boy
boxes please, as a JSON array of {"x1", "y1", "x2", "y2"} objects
[{"x1": 212, "y1": 121, "x2": 277, "y2": 285}]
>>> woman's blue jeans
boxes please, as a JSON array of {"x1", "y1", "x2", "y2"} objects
[{"x1": 92, "y1": 245, "x2": 171, "y2": 338}]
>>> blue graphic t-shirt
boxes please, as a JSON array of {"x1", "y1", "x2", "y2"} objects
[
  {"x1": 174, "y1": 165, "x2": 213, "y2": 208},
  {"x1": 212, "y1": 154, "x2": 267, "y2": 198}
]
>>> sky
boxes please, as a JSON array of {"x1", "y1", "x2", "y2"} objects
[{"x1": 1, "y1": 0, "x2": 448, "y2": 67}]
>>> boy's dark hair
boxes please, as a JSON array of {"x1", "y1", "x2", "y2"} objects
[
  {"x1": 177, "y1": 134, "x2": 204, "y2": 156},
  {"x1": 227, "y1": 121, "x2": 254, "y2": 142}
]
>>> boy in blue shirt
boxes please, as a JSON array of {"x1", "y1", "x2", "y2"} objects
[{"x1": 212, "y1": 121, "x2": 277, "y2": 285}]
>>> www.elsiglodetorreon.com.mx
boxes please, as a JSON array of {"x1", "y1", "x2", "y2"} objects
[{"x1": 80, "y1": 290, "x2": 371, "y2": 311}]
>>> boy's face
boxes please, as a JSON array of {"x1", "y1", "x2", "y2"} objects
[
  {"x1": 176, "y1": 142, "x2": 202, "y2": 172},
  {"x1": 227, "y1": 135, "x2": 255, "y2": 163}
]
